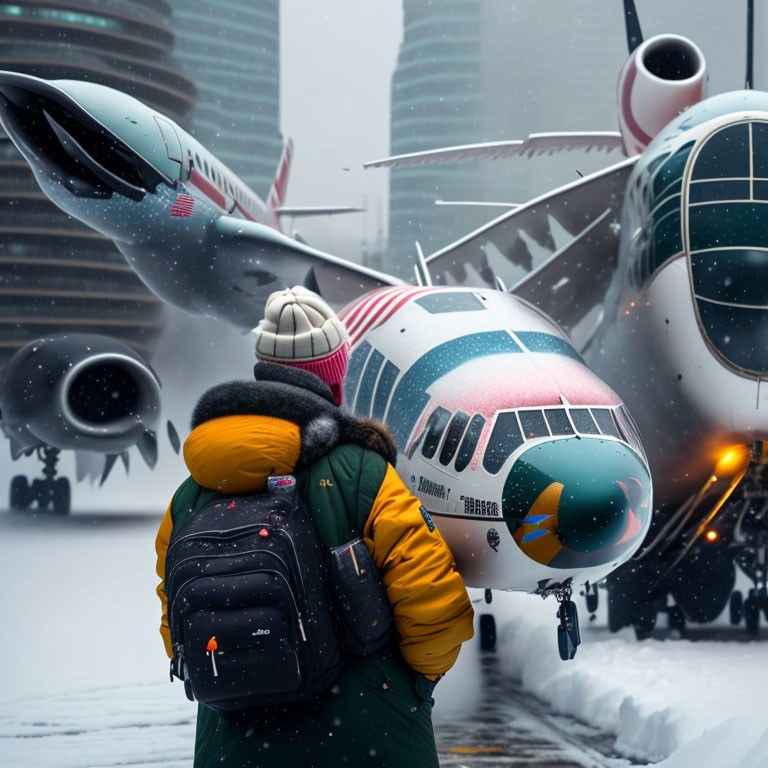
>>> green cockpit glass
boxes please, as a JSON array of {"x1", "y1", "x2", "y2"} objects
[
  {"x1": 687, "y1": 120, "x2": 768, "y2": 375},
  {"x1": 501, "y1": 438, "x2": 652, "y2": 570}
]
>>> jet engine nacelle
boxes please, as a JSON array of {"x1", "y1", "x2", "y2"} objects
[
  {"x1": 617, "y1": 34, "x2": 707, "y2": 156},
  {"x1": 0, "y1": 334, "x2": 161, "y2": 455}
]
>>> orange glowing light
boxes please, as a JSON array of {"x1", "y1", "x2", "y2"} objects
[
  {"x1": 206, "y1": 636, "x2": 218, "y2": 652},
  {"x1": 714, "y1": 445, "x2": 751, "y2": 477},
  {"x1": 706, "y1": 530, "x2": 718, "y2": 542},
  {"x1": 630, "y1": 301, "x2": 636, "y2": 307},
  {"x1": 645, "y1": 301, "x2": 651, "y2": 307},
  {"x1": 624, "y1": 309, "x2": 630, "y2": 315}
]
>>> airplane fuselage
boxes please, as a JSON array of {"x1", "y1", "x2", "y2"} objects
[
  {"x1": 590, "y1": 92, "x2": 768, "y2": 509},
  {"x1": 341, "y1": 286, "x2": 652, "y2": 593}
]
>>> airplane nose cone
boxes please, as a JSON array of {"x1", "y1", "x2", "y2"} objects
[{"x1": 502, "y1": 437, "x2": 652, "y2": 570}]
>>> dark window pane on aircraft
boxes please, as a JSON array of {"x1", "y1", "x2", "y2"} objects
[
  {"x1": 691, "y1": 250, "x2": 768, "y2": 307},
  {"x1": 754, "y1": 180, "x2": 768, "y2": 201},
  {"x1": 752, "y1": 122, "x2": 768, "y2": 177},
  {"x1": 422, "y1": 407, "x2": 451, "y2": 459},
  {"x1": 689, "y1": 204, "x2": 768, "y2": 251},
  {"x1": 515, "y1": 331, "x2": 583, "y2": 362},
  {"x1": 653, "y1": 142, "x2": 694, "y2": 200},
  {"x1": 415, "y1": 292, "x2": 486, "y2": 314},
  {"x1": 372, "y1": 361, "x2": 400, "y2": 421},
  {"x1": 519, "y1": 410, "x2": 549, "y2": 439},
  {"x1": 343, "y1": 341, "x2": 371, "y2": 408},
  {"x1": 545, "y1": 408, "x2": 574, "y2": 435},
  {"x1": 652, "y1": 195, "x2": 681, "y2": 227},
  {"x1": 483, "y1": 412, "x2": 523, "y2": 475},
  {"x1": 691, "y1": 123, "x2": 749, "y2": 180},
  {"x1": 455, "y1": 414, "x2": 485, "y2": 472},
  {"x1": 204, "y1": 160, "x2": 210, "y2": 177},
  {"x1": 591, "y1": 409, "x2": 621, "y2": 438},
  {"x1": 689, "y1": 179, "x2": 750, "y2": 204},
  {"x1": 195, "y1": 153, "x2": 201, "y2": 168},
  {"x1": 696, "y1": 299, "x2": 768, "y2": 374},
  {"x1": 439, "y1": 411, "x2": 470, "y2": 466},
  {"x1": 569, "y1": 408, "x2": 599, "y2": 434},
  {"x1": 355, "y1": 350, "x2": 385, "y2": 416},
  {"x1": 652, "y1": 209, "x2": 682, "y2": 271}
]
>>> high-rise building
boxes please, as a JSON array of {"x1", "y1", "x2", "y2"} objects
[
  {"x1": 0, "y1": 0, "x2": 195, "y2": 365},
  {"x1": 388, "y1": 0, "x2": 488, "y2": 277},
  {"x1": 168, "y1": 0, "x2": 282, "y2": 197}
]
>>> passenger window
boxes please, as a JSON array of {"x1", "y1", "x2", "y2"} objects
[
  {"x1": 204, "y1": 159, "x2": 210, "y2": 177},
  {"x1": 569, "y1": 408, "x2": 599, "y2": 434},
  {"x1": 439, "y1": 411, "x2": 469, "y2": 466},
  {"x1": 483, "y1": 412, "x2": 523, "y2": 475},
  {"x1": 591, "y1": 408, "x2": 621, "y2": 438},
  {"x1": 455, "y1": 414, "x2": 485, "y2": 472},
  {"x1": 421, "y1": 407, "x2": 451, "y2": 459},
  {"x1": 545, "y1": 408, "x2": 574, "y2": 435},
  {"x1": 195, "y1": 152, "x2": 201, "y2": 169},
  {"x1": 518, "y1": 410, "x2": 549, "y2": 439}
]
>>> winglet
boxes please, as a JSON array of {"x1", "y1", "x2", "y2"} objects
[{"x1": 267, "y1": 136, "x2": 293, "y2": 218}]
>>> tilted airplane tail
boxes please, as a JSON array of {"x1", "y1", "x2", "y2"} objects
[{"x1": 267, "y1": 135, "x2": 293, "y2": 217}]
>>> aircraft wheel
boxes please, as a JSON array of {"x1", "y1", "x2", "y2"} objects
[
  {"x1": 9, "y1": 475, "x2": 31, "y2": 511},
  {"x1": 51, "y1": 478, "x2": 70, "y2": 516},
  {"x1": 730, "y1": 591, "x2": 743, "y2": 625},
  {"x1": 668, "y1": 605, "x2": 686, "y2": 636},
  {"x1": 633, "y1": 608, "x2": 657, "y2": 640},
  {"x1": 745, "y1": 596, "x2": 760, "y2": 636},
  {"x1": 479, "y1": 613, "x2": 496, "y2": 651}
]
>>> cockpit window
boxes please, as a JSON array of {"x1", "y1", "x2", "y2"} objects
[
  {"x1": 687, "y1": 120, "x2": 768, "y2": 375},
  {"x1": 439, "y1": 411, "x2": 469, "y2": 466},
  {"x1": 591, "y1": 408, "x2": 621, "y2": 438},
  {"x1": 569, "y1": 408, "x2": 599, "y2": 434},
  {"x1": 545, "y1": 408, "x2": 574, "y2": 435},
  {"x1": 455, "y1": 414, "x2": 485, "y2": 472},
  {"x1": 415, "y1": 292, "x2": 486, "y2": 314},
  {"x1": 652, "y1": 141, "x2": 694, "y2": 201},
  {"x1": 518, "y1": 410, "x2": 549, "y2": 439},
  {"x1": 483, "y1": 411, "x2": 523, "y2": 475},
  {"x1": 421, "y1": 407, "x2": 451, "y2": 459}
]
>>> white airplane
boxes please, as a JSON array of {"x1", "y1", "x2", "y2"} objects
[
  {"x1": 0, "y1": 72, "x2": 394, "y2": 330},
  {"x1": 339, "y1": 284, "x2": 652, "y2": 656},
  {"x1": 365, "y1": 1, "x2": 768, "y2": 636}
]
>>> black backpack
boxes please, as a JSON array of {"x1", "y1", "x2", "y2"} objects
[{"x1": 165, "y1": 476, "x2": 342, "y2": 711}]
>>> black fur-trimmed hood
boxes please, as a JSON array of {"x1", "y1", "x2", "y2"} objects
[{"x1": 190, "y1": 362, "x2": 397, "y2": 470}]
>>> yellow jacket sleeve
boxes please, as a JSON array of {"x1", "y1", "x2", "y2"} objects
[
  {"x1": 155, "y1": 503, "x2": 174, "y2": 659},
  {"x1": 363, "y1": 464, "x2": 474, "y2": 678}
]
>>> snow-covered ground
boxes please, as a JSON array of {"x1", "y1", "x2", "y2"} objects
[
  {"x1": 1, "y1": 507, "x2": 767, "y2": 767},
  {"x1": 492, "y1": 590, "x2": 768, "y2": 768}
]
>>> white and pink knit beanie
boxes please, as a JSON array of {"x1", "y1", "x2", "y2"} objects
[{"x1": 252, "y1": 286, "x2": 350, "y2": 406}]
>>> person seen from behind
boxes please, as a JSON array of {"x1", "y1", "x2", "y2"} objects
[{"x1": 155, "y1": 286, "x2": 475, "y2": 767}]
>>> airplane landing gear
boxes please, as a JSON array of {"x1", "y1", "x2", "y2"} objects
[
  {"x1": 556, "y1": 586, "x2": 581, "y2": 660},
  {"x1": 479, "y1": 589, "x2": 496, "y2": 651},
  {"x1": 9, "y1": 446, "x2": 70, "y2": 515}
]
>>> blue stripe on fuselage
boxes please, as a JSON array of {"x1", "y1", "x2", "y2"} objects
[
  {"x1": 386, "y1": 331, "x2": 521, "y2": 448},
  {"x1": 515, "y1": 331, "x2": 584, "y2": 363}
]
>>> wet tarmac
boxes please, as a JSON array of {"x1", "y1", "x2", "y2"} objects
[{"x1": 435, "y1": 655, "x2": 635, "y2": 768}]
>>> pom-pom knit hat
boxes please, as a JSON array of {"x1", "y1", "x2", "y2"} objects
[{"x1": 252, "y1": 286, "x2": 350, "y2": 406}]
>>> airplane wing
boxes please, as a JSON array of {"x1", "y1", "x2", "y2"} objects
[
  {"x1": 424, "y1": 157, "x2": 638, "y2": 333},
  {"x1": 214, "y1": 216, "x2": 404, "y2": 309},
  {"x1": 364, "y1": 132, "x2": 625, "y2": 169},
  {"x1": 275, "y1": 206, "x2": 365, "y2": 217}
]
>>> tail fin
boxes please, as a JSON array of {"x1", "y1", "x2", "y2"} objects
[{"x1": 268, "y1": 136, "x2": 293, "y2": 216}]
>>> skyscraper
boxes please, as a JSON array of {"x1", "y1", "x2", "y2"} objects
[
  {"x1": 168, "y1": 0, "x2": 282, "y2": 197},
  {"x1": 0, "y1": 0, "x2": 195, "y2": 365},
  {"x1": 388, "y1": 0, "x2": 487, "y2": 276}
]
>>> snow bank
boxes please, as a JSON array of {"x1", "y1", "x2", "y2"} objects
[{"x1": 492, "y1": 590, "x2": 768, "y2": 767}]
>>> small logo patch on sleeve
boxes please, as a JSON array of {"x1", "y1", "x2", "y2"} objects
[{"x1": 420, "y1": 506, "x2": 436, "y2": 532}]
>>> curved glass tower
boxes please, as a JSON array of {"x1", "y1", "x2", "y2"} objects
[
  {"x1": 168, "y1": 0, "x2": 282, "y2": 197},
  {"x1": 388, "y1": 0, "x2": 485, "y2": 276},
  {"x1": 0, "y1": 0, "x2": 195, "y2": 364}
]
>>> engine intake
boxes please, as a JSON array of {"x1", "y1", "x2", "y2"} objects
[
  {"x1": 617, "y1": 34, "x2": 707, "y2": 156},
  {"x1": 0, "y1": 334, "x2": 160, "y2": 454}
]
